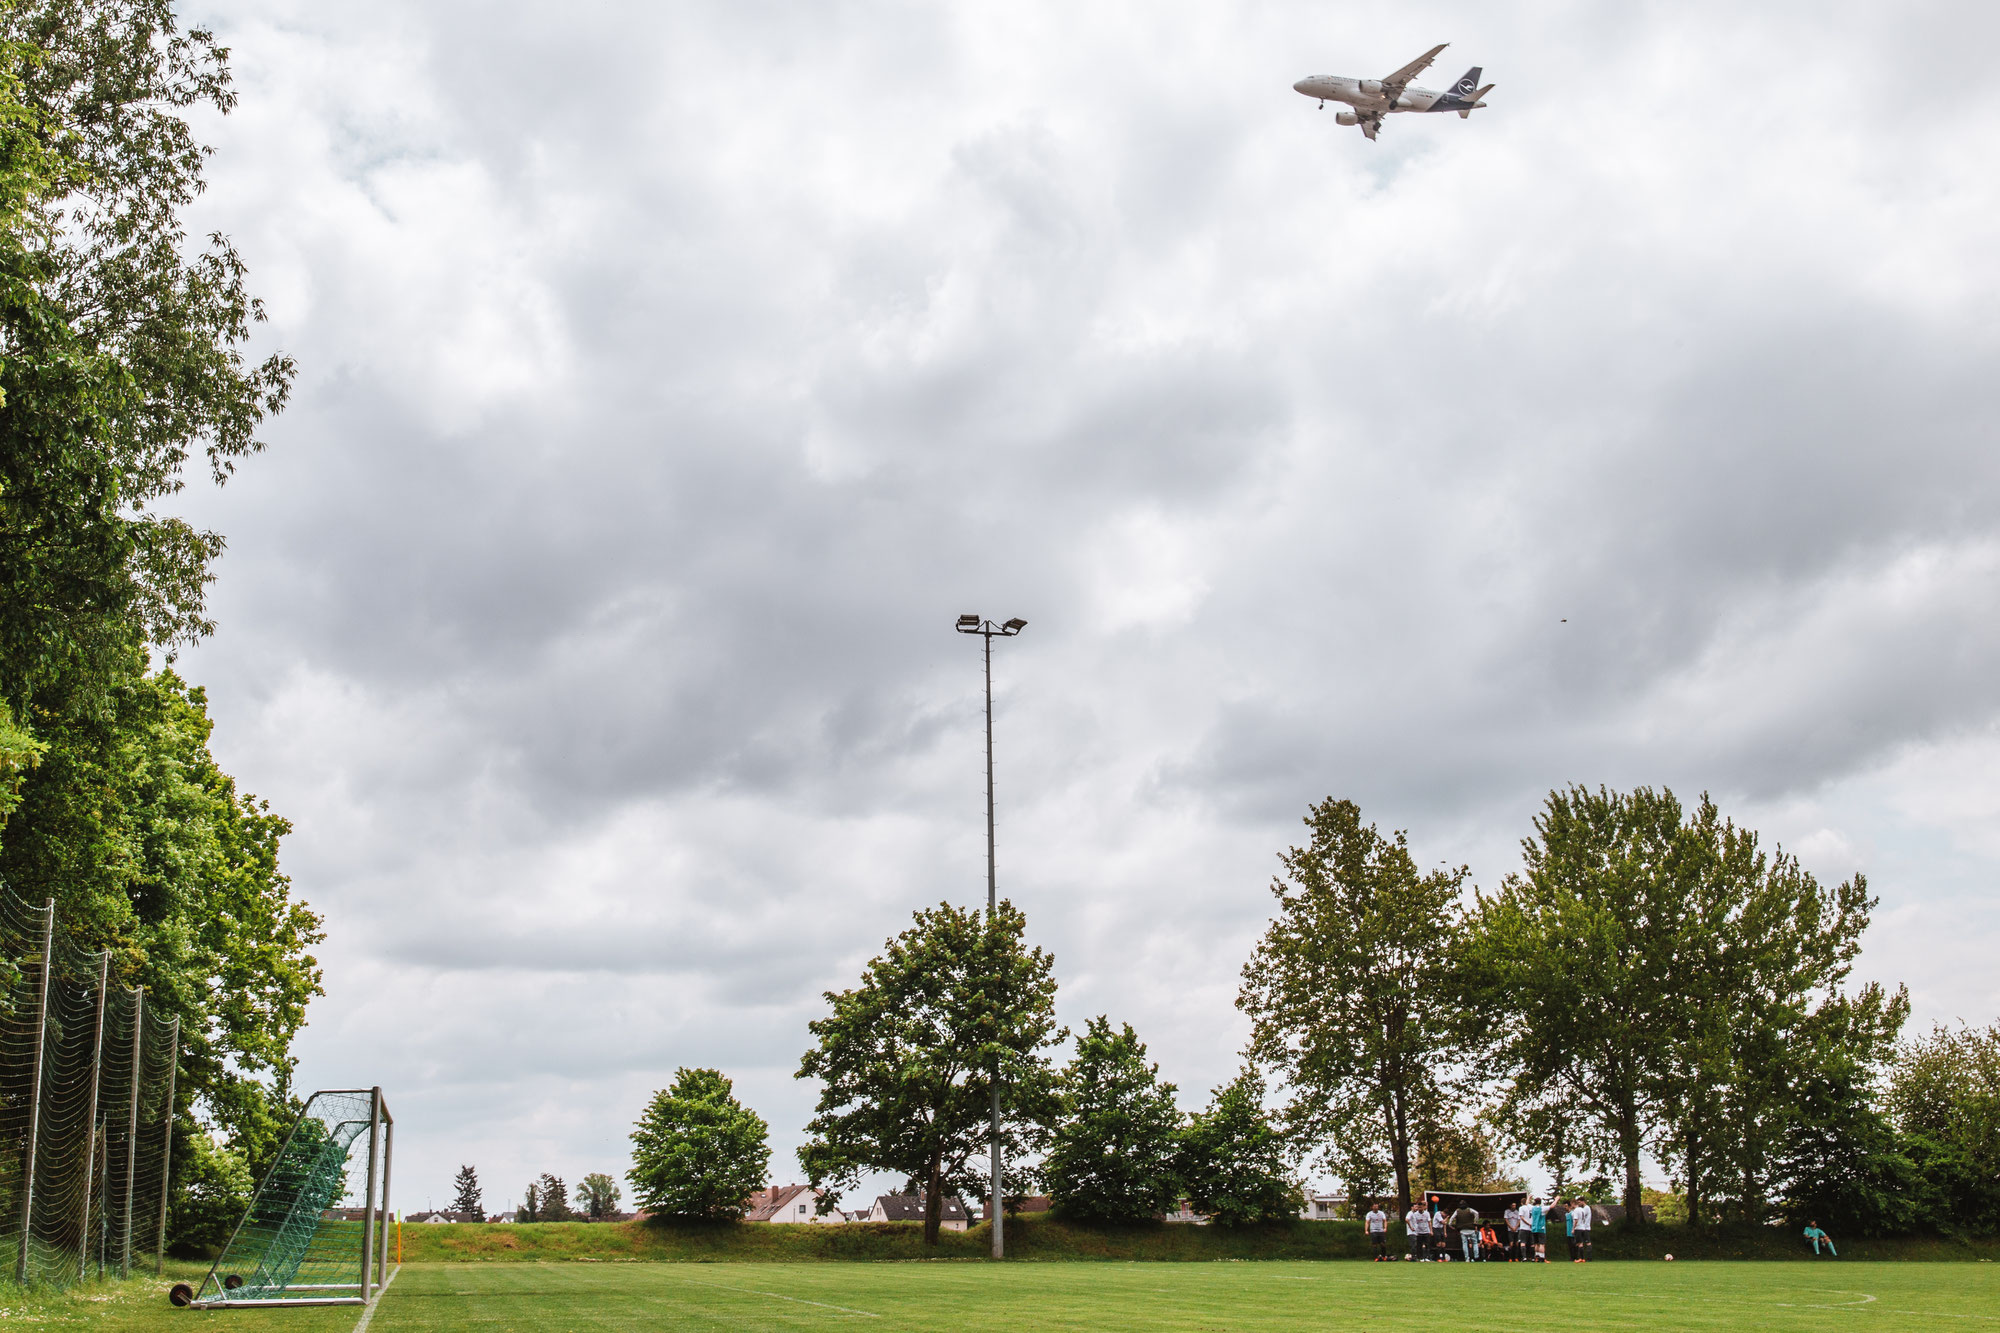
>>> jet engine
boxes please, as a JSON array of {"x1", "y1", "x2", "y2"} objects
[
  {"x1": 1334, "y1": 111, "x2": 1359, "y2": 126},
  {"x1": 1358, "y1": 79, "x2": 1383, "y2": 96}
]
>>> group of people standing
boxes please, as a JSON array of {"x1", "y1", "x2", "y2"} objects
[{"x1": 1361, "y1": 1196, "x2": 1597, "y2": 1263}]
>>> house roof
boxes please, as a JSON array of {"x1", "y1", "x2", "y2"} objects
[
  {"x1": 745, "y1": 1184, "x2": 814, "y2": 1222},
  {"x1": 873, "y1": 1193, "x2": 967, "y2": 1222}
]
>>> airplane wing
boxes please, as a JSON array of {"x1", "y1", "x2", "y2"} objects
[{"x1": 1380, "y1": 43, "x2": 1447, "y2": 101}]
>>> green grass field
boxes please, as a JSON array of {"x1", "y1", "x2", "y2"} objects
[{"x1": 10, "y1": 1259, "x2": 1998, "y2": 1331}]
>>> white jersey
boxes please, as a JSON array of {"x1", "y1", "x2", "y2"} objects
[
  {"x1": 1504, "y1": 1206, "x2": 1520, "y2": 1230},
  {"x1": 1365, "y1": 1209, "x2": 1388, "y2": 1234},
  {"x1": 1405, "y1": 1208, "x2": 1431, "y2": 1235},
  {"x1": 1572, "y1": 1204, "x2": 1593, "y2": 1232}
]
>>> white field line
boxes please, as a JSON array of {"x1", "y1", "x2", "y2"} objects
[
  {"x1": 350, "y1": 1265, "x2": 401, "y2": 1333},
  {"x1": 678, "y1": 1276, "x2": 879, "y2": 1318}
]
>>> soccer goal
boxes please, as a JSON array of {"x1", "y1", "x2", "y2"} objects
[{"x1": 171, "y1": 1087, "x2": 395, "y2": 1309}]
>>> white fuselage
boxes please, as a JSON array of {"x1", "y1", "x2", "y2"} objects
[{"x1": 1291, "y1": 75, "x2": 1450, "y2": 113}]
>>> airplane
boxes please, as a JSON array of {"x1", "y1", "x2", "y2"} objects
[{"x1": 1292, "y1": 44, "x2": 1493, "y2": 141}]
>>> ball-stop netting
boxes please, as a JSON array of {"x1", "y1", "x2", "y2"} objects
[{"x1": 182, "y1": 1088, "x2": 395, "y2": 1309}]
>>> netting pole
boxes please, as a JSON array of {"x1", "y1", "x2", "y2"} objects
[
  {"x1": 360, "y1": 1088, "x2": 380, "y2": 1299},
  {"x1": 15, "y1": 898, "x2": 53, "y2": 1285},
  {"x1": 78, "y1": 952, "x2": 110, "y2": 1281},
  {"x1": 96, "y1": 1118, "x2": 109, "y2": 1278},
  {"x1": 376, "y1": 1107, "x2": 395, "y2": 1281},
  {"x1": 121, "y1": 988, "x2": 142, "y2": 1279},
  {"x1": 155, "y1": 1017, "x2": 179, "y2": 1276}
]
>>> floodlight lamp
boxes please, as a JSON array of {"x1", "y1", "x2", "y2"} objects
[
  {"x1": 957, "y1": 614, "x2": 981, "y2": 629},
  {"x1": 1002, "y1": 617, "x2": 1027, "y2": 632}
]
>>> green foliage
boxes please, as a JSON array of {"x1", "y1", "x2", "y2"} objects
[
  {"x1": 797, "y1": 900, "x2": 1061, "y2": 1245},
  {"x1": 628, "y1": 1067, "x2": 771, "y2": 1222},
  {"x1": 1886, "y1": 1025, "x2": 2000, "y2": 1235},
  {"x1": 0, "y1": 0, "x2": 311, "y2": 1259},
  {"x1": 0, "y1": 0, "x2": 294, "y2": 704},
  {"x1": 538, "y1": 1174, "x2": 572, "y2": 1222},
  {"x1": 0, "y1": 700, "x2": 44, "y2": 823},
  {"x1": 0, "y1": 666, "x2": 324, "y2": 1180},
  {"x1": 1177, "y1": 1069, "x2": 1301, "y2": 1227},
  {"x1": 579, "y1": 1172, "x2": 622, "y2": 1221},
  {"x1": 1642, "y1": 1185, "x2": 1687, "y2": 1225},
  {"x1": 451, "y1": 1165, "x2": 484, "y2": 1222},
  {"x1": 1237, "y1": 798, "x2": 1466, "y2": 1214},
  {"x1": 519, "y1": 1181, "x2": 540, "y2": 1224},
  {"x1": 1413, "y1": 1118, "x2": 1519, "y2": 1193},
  {"x1": 1043, "y1": 1016, "x2": 1184, "y2": 1223},
  {"x1": 167, "y1": 1128, "x2": 254, "y2": 1255},
  {"x1": 1458, "y1": 786, "x2": 1895, "y2": 1225}
]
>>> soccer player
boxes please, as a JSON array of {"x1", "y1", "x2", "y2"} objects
[
  {"x1": 1365, "y1": 1201, "x2": 1389, "y2": 1260},
  {"x1": 1561, "y1": 1197, "x2": 1576, "y2": 1261},
  {"x1": 1804, "y1": 1220, "x2": 1837, "y2": 1257},
  {"x1": 1571, "y1": 1200, "x2": 1593, "y2": 1262},
  {"x1": 1503, "y1": 1201, "x2": 1522, "y2": 1260},
  {"x1": 1528, "y1": 1196, "x2": 1548, "y2": 1262},
  {"x1": 1404, "y1": 1201, "x2": 1431, "y2": 1260}
]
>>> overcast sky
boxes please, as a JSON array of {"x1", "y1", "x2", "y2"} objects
[{"x1": 169, "y1": 0, "x2": 2000, "y2": 1213}]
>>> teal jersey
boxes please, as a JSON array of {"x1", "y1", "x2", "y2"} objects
[{"x1": 1528, "y1": 1204, "x2": 1545, "y2": 1231}]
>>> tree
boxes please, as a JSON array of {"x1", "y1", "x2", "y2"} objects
[
  {"x1": 1177, "y1": 1069, "x2": 1300, "y2": 1227},
  {"x1": 537, "y1": 1174, "x2": 571, "y2": 1222},
  {"x1": 1780, "y1": 1009, "x2": 1924, "y2": 1236},
  {"x1": 1674, "y1": 820, "x2": 1896, "y2": 1225},
  {"x1": 1460, "y1": 786, "x2": 1896, "y2": 1227},
  {"x1": 519, "y1": 1181, "x2": 540, "y2": 1224},
  {"x1": 0, "y1": 0, "x2": 293, "y2": 706},
  {"x1": 1886, "y1": 1024, "x2": 2000, "y2": 1235},
  {"x1": 0, "y1": 667, "x2": 324, "y2": 1173},
  {"x1": 0, "y1": 0, "x2": 307, "y2": 1254},
  {"x1": 1041, "y1": 1016, "x2": 1183, "y2": 1223},
  {"x1": 578, "y1": 1172, "x2": 622, "y2": 1221},
  {"x1": 1237, "y1": 798, "x2": 1466, "y2": 1213},
  {"x1": 797, "y1": 900, "x2": 1061, "y2": 1245},
  {"x1": 450, "y1": 1165, "x2": 483, "y2": 1222},
  {"x1": 628, "y1": 1067, "x2": 770, "y2": 1221},
  {"x1": 1458, "y1": 786, "x2": 1703, "y2": 1222}
]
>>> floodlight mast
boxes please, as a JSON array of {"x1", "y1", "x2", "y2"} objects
[{"x1": 954, "y1": 613, "x2": 1025, "y2": 1260}]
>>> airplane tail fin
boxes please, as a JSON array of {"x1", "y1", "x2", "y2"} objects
[{"x1": 1440, "y1": 67, "x2": 1482, "y2": 107}]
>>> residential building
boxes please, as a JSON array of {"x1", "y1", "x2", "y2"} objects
[
  {"x1": 1299, "y1": 1191, "x2": 1345, "y2": 1221},
  {"x1": 868, "y1": 1193, "x2": 969, "y2": 1231},
  {"x1": 745, "y1": 1184, "x2": 845, "y2": 1224}
]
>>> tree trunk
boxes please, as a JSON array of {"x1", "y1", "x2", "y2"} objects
[
  {"x1": 924, "y1": 1156, "x2": 943, "y2": 1247},
  {"x1": 1388, "y1": 1092, "x2": 1411, "y2": 1214},
  {"x1": 1618, "y1": 1098, "x2": 1644, "y2": 1225}
]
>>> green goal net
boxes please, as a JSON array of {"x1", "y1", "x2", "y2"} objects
[{"x1": 181, "y1": 1088, "x2": 395, "y2": 1309}]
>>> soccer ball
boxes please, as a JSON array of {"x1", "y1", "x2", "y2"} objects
[
  {"x1": 1664, "y1": 1254, "x2": 1675, "y2": 1262},
  {"x1": 1402, "y1": 1254, "x2": 1412, "y2": 1261}
]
